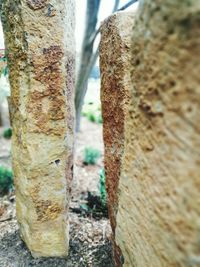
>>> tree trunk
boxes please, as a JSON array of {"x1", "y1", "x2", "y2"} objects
[{"x1": 75, "y1": 0, "x2": 101, "y2": 131}]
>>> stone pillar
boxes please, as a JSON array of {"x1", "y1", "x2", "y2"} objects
[
  {"x1": 101, "y1": 0, "x2": 200, "y2": 266},
  {"x1": 1, "y1": 0, "x2": 75, "y2": 258},
  {"x1": 100, "y1": 12, "x2": 135, "y2": 267}
]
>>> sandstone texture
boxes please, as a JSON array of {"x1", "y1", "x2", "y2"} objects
[
  {"x1": 1, "y1": 0, "x2": 75, "y2": 257},
  {"x1": 100, "y1": 12, "x2": 135, "y2": 266},
  {"x1": 115, "y1": 1, "x2": 199, "y2": 266},
  {"x1": 101, "y1": 1, "x2": 200, "y2": 266}
]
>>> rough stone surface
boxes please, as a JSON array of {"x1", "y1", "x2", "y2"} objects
[
  {"x1": 101, "y1": 1, "x2": 200, "y2": 266},
  {"x1": 115, "y1": 1, "x2": 199, "y2": 266},
  {"x1": 1, "y1": 0, "x2": 75, "y2": 258},
  {"x1": 100, "y1": 12, "x2": 135, "y2": 267}
]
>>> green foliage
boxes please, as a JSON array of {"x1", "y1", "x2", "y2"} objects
[
  {"x1": 97, "y1": 114, "x2": 103, "y2": 124},
  {"x1": 87, "y1": 111, "x2": 96, "y2": 122},
  {"x1": 78, "y1": 190, "x2": 108, "y2": 219},
  {"x1": 72, "y1": 169, "x2": 108, "y2": 219},
  {"x1": 99, "y1": 168, "x2": 107, "y2": 207},
  {"x1": 0, "y1": 56, "x2": 8, "y2": 77},
  {"x1": 83, "y1": 147, "x2": 100, "y2": 165},
  {"x1": 0, "y1": 166, "x2": 13, "y2": 195},
  {"x1": 3, "y1": 128, "x2": 12, "y2": 139},
  {"x1": 82, "y1": 102, "x2": 102, "y2": 124},
  {"x1": 0, "y1": 55, "x2": 10, "y2": 104}
]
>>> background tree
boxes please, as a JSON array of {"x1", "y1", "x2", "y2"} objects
[
  {"x1": 75, "y1": 0, "x2": 137, "y2": 131},
  {"x1": 0, "y1": 54, "x2": 9, "y2": 127}
]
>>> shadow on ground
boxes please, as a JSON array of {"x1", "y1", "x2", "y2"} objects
[{"x1": 0, "y1": 224, "x2": 114, "y2": 267}]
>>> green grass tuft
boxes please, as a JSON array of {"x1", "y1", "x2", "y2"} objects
[
  {"x1": 0, "y1": 166, "x2": 13, "y2": 195},
  {"x1": 82, "y1": 103, "x2": 103, "y2": 124},
  {"x1": 87, "y1": 112, "x2": 96, "y2": 122},
  {"x1": 99, "y1": 168, "x2": 107, "y2": 207},
  {"x1": 3, "y1": 128, "x2": 12, "y2": 139},
  {"x1": 83, "y1": 147, "x2": 101, "y2": 165}
]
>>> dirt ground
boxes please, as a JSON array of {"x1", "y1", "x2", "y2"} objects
[{"x1": 0, "y1": 117, "x2": 114, "y2": 267}]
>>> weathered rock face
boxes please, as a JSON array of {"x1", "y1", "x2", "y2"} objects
[
  {"x1": 101, "y1": 1, "x2": 200, "y2": 266},
  {"x1": 1, "y1": 0, "x2": 75, "y2": 258},
  {"x1": 100, "y1": 12, "x2": 135, "y2": 266}
]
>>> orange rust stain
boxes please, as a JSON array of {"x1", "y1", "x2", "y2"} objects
[
  {"x1": 30, "y1": 185, "x2": 62, "y2": 222},
  {"x1": 27, "y1": 45, "x2": 66, "y2": 135}
]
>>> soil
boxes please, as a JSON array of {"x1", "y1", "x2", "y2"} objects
[{"x1": 0, "y1": 117, "x2": 114, "y2": 267}]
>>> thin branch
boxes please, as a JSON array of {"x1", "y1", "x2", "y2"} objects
[
  {"x1": 117, "y1": 0, "x2": 138, "y2": 11},
  {"x1": 89, "y1": 0, "x2": 138, "y2": 45},
  {"x1": 88, "y1": 27, "x2": 100, "y2": 46},
  {"x1": 112, "y1": 0, "x2": 120, "y2": 13},
  {"x1": 76, "y1": 45, "x2": 99, "y2": 105},
  {"x1": 75, "y1": 45, "x2": 99, "y2": 112}
]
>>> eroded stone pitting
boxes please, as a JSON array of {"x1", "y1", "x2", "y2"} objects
[
  {"x1": 26, "y1": 45, "x2": 66, "y2": 135},
  {"x1": 100, "y1": 12, "x2": 136, "y2": 267},
  {"x1": 26, "y1": 0, "x2": 48, "y2": 10},
  {"x1": 1, "y1": 0, "x2": 75, "y2": 258},
  {"x1": 100, "y1": 1, "x2": 200, "y2": 266}
]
